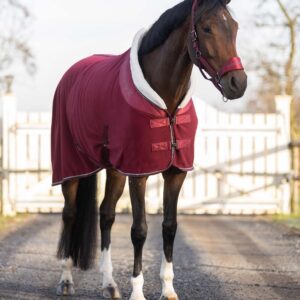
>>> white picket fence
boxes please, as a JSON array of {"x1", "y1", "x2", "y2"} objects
[{"x1": 0, "y1": 91, "x2": 292, "y2": 216}]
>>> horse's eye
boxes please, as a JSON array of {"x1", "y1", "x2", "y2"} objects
[{"x1": 202, "y1": 26, "x2": 211, "y2": 34}]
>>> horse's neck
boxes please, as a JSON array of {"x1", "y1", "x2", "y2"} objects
[{"x1": 140, "y1": 20, "x2": 193, "y2": 114}]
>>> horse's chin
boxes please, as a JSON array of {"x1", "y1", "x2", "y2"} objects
[{"x1": 224, "y1": 90, "x2": 246, "y2": 101}]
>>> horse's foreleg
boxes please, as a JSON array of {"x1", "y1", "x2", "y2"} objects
[
  {"x1": 160, "y1": 167, "x2": 187, "y2": 300},
  {"x1": 100, "y1": 169, "x2": 126, "y2": 299},
  {"x1": 56, "y1": 178, "x2": 79, "y2": 296},
  {"x1": 129, "y1": 176, "x2": 148, "y2": 300}
]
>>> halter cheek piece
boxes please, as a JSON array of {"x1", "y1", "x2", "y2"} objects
[{"x1": 191, "y1": 0, "x2": 244, "y2": 101}]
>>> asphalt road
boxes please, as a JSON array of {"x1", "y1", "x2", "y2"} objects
[{"x1": 0, "y1": 214, "x2": 300, "y2": 300}]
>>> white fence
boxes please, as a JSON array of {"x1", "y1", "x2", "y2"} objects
[{"x1": 0, "y1": 92, "x2": 292, "y2": 216}]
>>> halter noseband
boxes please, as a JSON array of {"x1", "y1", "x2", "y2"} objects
[{"x1": 191, "y1": 0, "x2": 244, "y2": 100}]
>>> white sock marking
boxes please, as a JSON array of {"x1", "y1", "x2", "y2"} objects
[
  {"x1": 60, "y1": 258, "x2": 73, "y2": 284},
  {"x1": 100, "y1": 246, "x2": 117, "y2": 288},
  {"x1": 129, "y1": 273, "x2": 146, "y2": 300},
  {"x1": 160, "y1": 253, "x2": 178, "y2": 299}
]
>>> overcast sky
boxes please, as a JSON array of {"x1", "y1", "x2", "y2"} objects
[{"x1": 8, "y1": 0, "x2": 257, "y2": 112}]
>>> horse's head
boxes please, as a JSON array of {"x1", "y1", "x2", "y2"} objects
[{"x1": 188, "y1": 0, "x2": 247, "y2": 100}]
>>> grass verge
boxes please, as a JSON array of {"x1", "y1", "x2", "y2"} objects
[{"x1": 272, "y1": 214, "x2": 300, "y2": 231}]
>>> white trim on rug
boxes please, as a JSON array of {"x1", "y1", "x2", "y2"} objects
[{"x1": 130, "y1": 29, "x2": 196, "y2": 110}]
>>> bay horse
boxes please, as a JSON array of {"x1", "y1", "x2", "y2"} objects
[{"x1": 52, "y1": 0, "x2": 247, "y2": 299}]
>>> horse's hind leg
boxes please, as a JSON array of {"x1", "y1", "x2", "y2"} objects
[
  {"x1": 57, "y1": 257, "x2": 74, "y2": 296},
  {"x1": 56, "y1": 178, "x2": 79, "y2": 296},
  {"x1": 100, "y1": 169, "x2": 126, "y2": 299}
]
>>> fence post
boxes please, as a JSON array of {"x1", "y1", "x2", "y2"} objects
[
  {"x1": 275, "y1": 95, "x2": 292, "y2": 214},
  {"x1": 1, "y1": 76, "x2": 17, "y2": 216},
  {"x1": 293, "y1": 144, "x2": 300, "y2": 214}
]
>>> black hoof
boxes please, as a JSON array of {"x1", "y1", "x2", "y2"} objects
[
  {"x1": 102, "y1": 284, "x2": 121, "y2": 299},
  {"x1": 56, "y1": 280, "x2": 75, "y2": 296}
]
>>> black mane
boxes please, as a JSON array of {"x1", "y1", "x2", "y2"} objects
[{"x1": 138, "y1": 0, "x2": 227, "y2": 56}]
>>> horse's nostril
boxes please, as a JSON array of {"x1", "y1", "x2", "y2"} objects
[{"x1": 229, "y1": 76, "x2": 239, "y2": 91}]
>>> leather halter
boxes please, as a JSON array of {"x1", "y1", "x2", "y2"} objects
[{"x1": 191, "y1": 0, "x2": 244, "y2": 99}]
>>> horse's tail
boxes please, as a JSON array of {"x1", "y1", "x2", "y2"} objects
[{"x1": 57, "y1": 174, "x2": 98, "y2": 270}]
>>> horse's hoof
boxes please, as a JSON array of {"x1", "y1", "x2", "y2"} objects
[
  {"x1": 129, "y1": 293, "x2": 146, "y2": 300},
  {"x1": 102, "y1": 284, "x2": 121, "y2": 299},
  {"x1": 159, "y1": 295, "x2": 179, "y2": 300},
  {"x1": 56, "y1": 280, "x2": 75, "y2": 296}
]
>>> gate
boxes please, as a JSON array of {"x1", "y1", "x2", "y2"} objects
[
  {"x1": 176, "y1": 96, "x2": 291, "y2": 214},
  {"x1": 0, "y1": 92, "x2": 62, "y2": 215},
  {"x1": 0, "y1": 89, "x2": 292, "y2": 215}
]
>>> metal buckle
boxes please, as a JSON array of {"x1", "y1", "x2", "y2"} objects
[
  {"x1": 171, "y1": 142, "x2": 177, "y2": 149},
  {"x1": 191, "y1": 30, "x2": 198, "y2": 42},
  {"x1": 196, "y1": 50, "x2": 202, "y2": 59},
  {"x1": 222, "y1": 95, "x2": 229, "y2": 103},
  {"x1": 216, "y1": 82, "x2": 229, "y2": 103}
]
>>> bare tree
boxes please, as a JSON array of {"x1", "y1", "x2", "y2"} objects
[
  {"x1": 250, "y1": 0, "x2": 300, "y2": 212},
  {"x1": 249, "y1": 0, "x2": 300, "y2": 136},
  {"x1": 0, "y1": 0, "x2": 35, "y2": 86}
]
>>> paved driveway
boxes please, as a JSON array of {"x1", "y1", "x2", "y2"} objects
[{"x1": 0, "y1": 214, "x2": 300, "y2": 299}]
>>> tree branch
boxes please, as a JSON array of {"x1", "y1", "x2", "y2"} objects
[
  {"x1": 7, "y1": 0, "x2": 31, "y2": 17},
  {"x1": 0, "y1": 0, "x2": 35, "y2": 76},
  {"x1": 276, "y1": 0, "x2": 293, "y2": 24}
]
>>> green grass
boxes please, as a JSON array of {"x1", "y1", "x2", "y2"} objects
[{"x1": 272, "y1": 214, "x2": 300, "y2": 230}]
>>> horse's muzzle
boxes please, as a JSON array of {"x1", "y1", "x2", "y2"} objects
[{"x1": 220, "y1": 70, "x2": 248, "y2": 100}]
